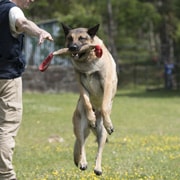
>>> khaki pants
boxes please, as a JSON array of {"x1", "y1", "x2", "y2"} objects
[{"x1": 0, "y1": 77, "x2": 22, "y2": 180}]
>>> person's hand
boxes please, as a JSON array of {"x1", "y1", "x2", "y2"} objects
[{"x1": 39, "y1": 30, "x2": 54, "y2": 44}]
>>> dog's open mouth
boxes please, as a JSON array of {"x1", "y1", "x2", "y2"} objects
[
  {"x1": 69, "y1": 44, "x2": 95, "y2": 60},
  {"x1": 71, "y1": 52, "x2": 87, "y2": 60}
]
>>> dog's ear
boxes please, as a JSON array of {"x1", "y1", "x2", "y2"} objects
[
  {"x1": 61, "y1": 23, "x2": 71, "y2": 37},
  {"x1": 87, "y1": 24, "x2": 100, "y2": 38}
]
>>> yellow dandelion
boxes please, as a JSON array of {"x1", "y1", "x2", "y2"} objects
[{"x1": 52, "y1": 170, "x2": 59, "y2": 176}]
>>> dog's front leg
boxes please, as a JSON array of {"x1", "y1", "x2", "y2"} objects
[
  {"x1": 101, "y1": 81, "x2": 115, "y2": 135},
  {"x1": 81, "y1": 92, "x2": 96, "y2": 128},
  {"x1": 77, "y1": 74, "x2": 96, "y2": 128}
]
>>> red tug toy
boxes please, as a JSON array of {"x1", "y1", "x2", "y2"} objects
[
  {"x1": 94, "y1": 45, "x2": 103, "y2": 58},
  {"x1": 38, "y1": 53, "x2": 54, "y2": 72},
  {"x1": 39, "y1": 45, "x2": 103, "y2": 72}
]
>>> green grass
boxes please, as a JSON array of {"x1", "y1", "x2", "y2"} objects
[{"x1": 14, "y1": 88, "x2": 180, "y2": 180}]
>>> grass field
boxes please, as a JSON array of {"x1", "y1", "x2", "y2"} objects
[{"x1": 14, "y1": 88, "x2": 180, "y2": 180}]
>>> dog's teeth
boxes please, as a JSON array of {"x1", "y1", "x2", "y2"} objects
[{"x1": 72, "y1": 54, "x2": 79, "y2": 57}]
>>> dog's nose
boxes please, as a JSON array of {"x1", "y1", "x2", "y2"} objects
[{"x1": 69, "y1": 44, "x2": 79, "y2": 52}]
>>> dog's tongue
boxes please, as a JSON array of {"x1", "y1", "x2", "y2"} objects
[{"x1": 94, "y1": 45, "x2": 103, "y2": 58}]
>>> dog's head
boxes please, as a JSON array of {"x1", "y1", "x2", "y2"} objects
[{"x1": 61, "y1": 23, "x2": 99, "y2": 61}]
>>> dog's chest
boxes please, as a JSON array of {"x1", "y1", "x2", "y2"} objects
[{"x1": 80, "y1": 71, "x2": 103, "y2": 97}]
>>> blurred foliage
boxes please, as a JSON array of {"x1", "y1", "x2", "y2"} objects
[{"x1": 25, "y1": 0, "x2": 180, "y2": 66}]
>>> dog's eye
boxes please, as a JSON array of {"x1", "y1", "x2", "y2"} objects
[
  {"x1": 79, "y1": 36, "x2": 86, "y2": 41},
  {"x1": 67, "y1": 36, "x2": 73, "y2": 42}
]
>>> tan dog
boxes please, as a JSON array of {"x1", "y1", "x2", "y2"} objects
[{"x1": 61, "y1": 23, "x2": 118, "y2": 176}]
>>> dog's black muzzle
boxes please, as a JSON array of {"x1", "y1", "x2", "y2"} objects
[
  {"x1": 69, "y1": 44, "x2": 80, "y2": 52},
  {"x1": 69, "y1": 44, "x2": 86, "y2": 60}
]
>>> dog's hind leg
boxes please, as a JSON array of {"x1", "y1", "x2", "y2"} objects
[
  {"x1": 93, "y1": 111, "x2": 107, "y2": 176},
  {"x1": 73, "y1": 98, "x2": 90, "y2": 171},
  {"x1": 74, "y1": 138, "x2": 88, "y2": 170},
  {"x1": 73, "y1": 139, "x2": 80, "y2": 167}
]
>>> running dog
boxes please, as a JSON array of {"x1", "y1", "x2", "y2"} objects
[{"x1": 61, "y1": 23, "x2": 118, "y2": 175}]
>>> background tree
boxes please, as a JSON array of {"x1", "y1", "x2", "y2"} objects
[{"x1": 25, "y1": 0, "x2": 180, "y2": 89}]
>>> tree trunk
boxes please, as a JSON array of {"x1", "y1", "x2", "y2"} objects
[
  {"x1": 106, "y1": 0, "x2": 120, "y2": 77},
  {"x1": 156, "y1": 0, "x2": 175, "y2": 89},
  {"x1": 159, "y1": 16, "x2": 172, "y2": 63}
]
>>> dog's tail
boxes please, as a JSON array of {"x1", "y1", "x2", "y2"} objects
[{"x1": 73, "y1": 139, "x2": 80, "y2": 167}]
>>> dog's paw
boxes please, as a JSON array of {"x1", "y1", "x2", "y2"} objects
[
  {"x1": 94, "y1": 169, "x2": 102, "y2": 176},
  {"x1": 105, "y1": 125, "x2": 114, "y2": 135},
  {"x1": 87, "y1": 112, "x2": 96, "y2": 128},
  {"x1": 89, "y1": 120, "x2": 96, "y2": 129},
  {"x1": 103, "y1": 121, "x2": 114, "y2": 135},
  {"x1": 80, "y1": 164, "x2": 88, "y2": 171}
]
